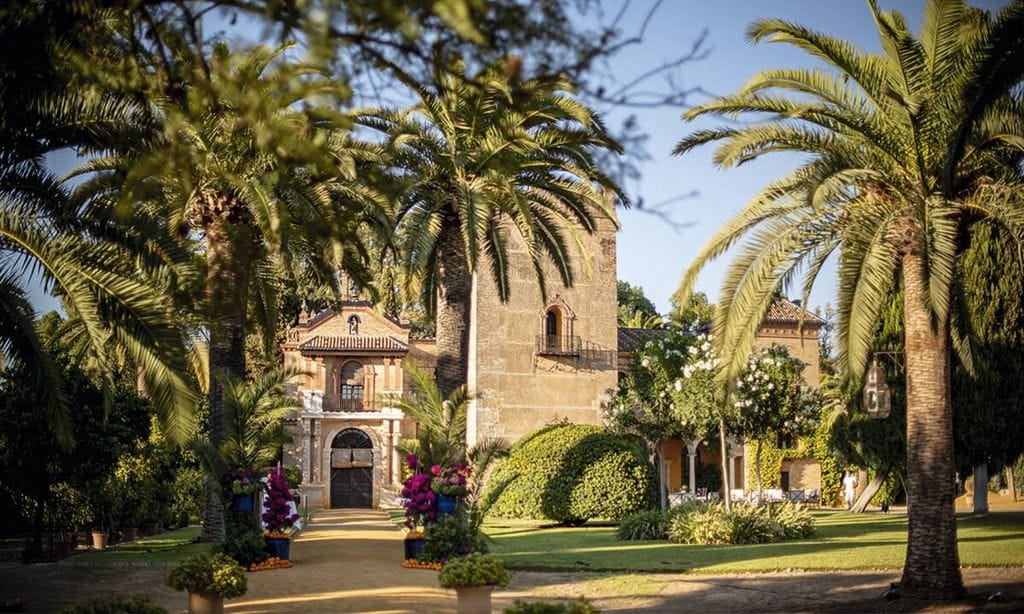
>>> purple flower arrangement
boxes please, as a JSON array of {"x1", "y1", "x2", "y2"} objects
[
  {"x1": 262, "y1": 467, "x2": 299, "y2": 536},
  {"x1": 431, "y1": 463, "x2": 471, "y2": 497},
  {"x1": 401, "y1": 454, "x2": 436, "y2": 532},
  {"x1": 224, "y1": 468, "x2": 259, "y2": 495}
]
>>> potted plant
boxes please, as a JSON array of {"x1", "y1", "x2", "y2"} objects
[
  {"x1": 431, "y1": 464, "x2": 471, "y2": 514},
  {"x1": 261, "y1": 467, "x2": 299, "y2": 560},
  {"x1": 224, "y1": 469, "x2": 260, "y2": 512},
  {"x1": 400, "y1": 454, "x2": 436, "y2": 559},
  {"x1": 166, "y1": 552, "x2": 247, "y2": 614},
  {"x1": 438, "y1": 552, "x2": 510, "y2": 614}
]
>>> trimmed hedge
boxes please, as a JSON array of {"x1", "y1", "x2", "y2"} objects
[{"x1": 485, "y1": 424, "x2": 657, "y2": 523}]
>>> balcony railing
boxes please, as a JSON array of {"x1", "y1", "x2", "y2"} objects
[
  {"x1": 323, "y1": 397, "x2": 379, "y2": 412},
  {"x1": 536, "y1": 335, "x2": 580, "y2": 356}
]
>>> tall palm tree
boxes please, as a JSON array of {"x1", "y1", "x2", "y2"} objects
[
  {"x1": 358, "y1": 56, "x2": 625, "y2": 397},
  {"x1": 674, "y1": 0, "x2": 1024, "y2": 598},
  {"x1": 76, "y1": 42, "x2": 389, "y2": 540}
]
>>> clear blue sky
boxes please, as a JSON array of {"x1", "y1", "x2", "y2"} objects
[
  {"x1": 608, "y1": 0, "x2": 1007, "y2": 315},
  {"x1": 29, "y1": 0, "x2": 1008, "y2": 317}
]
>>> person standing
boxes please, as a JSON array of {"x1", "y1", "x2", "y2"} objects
[{"x1": 843, "y1": 471, "x2": 858, "y2": 510}]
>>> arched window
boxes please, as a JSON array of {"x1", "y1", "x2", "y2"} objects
[
  {"x1": 538, "y1": 296, "x2": 576, "y2": 355},
  {"x1": 339, "y1": 360, "x2": 364, "y2": 409},
  {"x1": 347, "y1": 314, "x2": 361, "y2": 335}
]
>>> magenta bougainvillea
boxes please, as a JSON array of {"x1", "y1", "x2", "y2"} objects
[
  {"x1": 431, "y1": 463, "x2": 471, "y2": 496},
  {"x1": 262, "y1": 467, "x2": 299, "y2": 535},
  {"x1": 401, "y1": 454, "x2": 437, "y2": 530}
]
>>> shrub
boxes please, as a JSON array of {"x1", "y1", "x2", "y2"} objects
[
  {"x1": 668, "y1": 505, "x2": 730, "y2": 544},
  {"x1": 221, "y1": 508, "x2": 267, "y2": 567},
  {"x1": 667, "y1": 503, "x2": 815, "y2": 545},
  {"x1": 438, "y1": 552, "x2": 510, "y2": 588},
  {"x1": 166, "y1": 553, "x2": 247, "y2": 598},
  {"x1": 766, "y1": 503, "x2": 816, "y2": 540},
  {"x1": 504, "y1": 598, "x2": 600, "y2": 613},
  {"x1": 60, "y1": 596, "x2": 166, "y2": 614},
  {"x1": 485, "y1": 424, "x2": 657, "y2": 523},
  {"x1": 615, "y1": 509, "x2": 667, "y2": 541},
  {"x1": 171, "y1": 466, "x2": 206, "y2": 525},
  {"x1": 418, "y1": 515, "x2": 487, "y2": 563}
]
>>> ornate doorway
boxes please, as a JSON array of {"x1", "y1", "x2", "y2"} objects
[{"x1": 330, "y1": 429, "x2": 373, "y2": 508}]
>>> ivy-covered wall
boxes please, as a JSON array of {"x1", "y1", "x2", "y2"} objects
[{"x1": 744, "y1": 425, "x2": 842, "y2": 507}]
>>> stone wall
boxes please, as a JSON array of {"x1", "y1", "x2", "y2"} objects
[{"x1": 469, "y1": 212, "x2": 619, "y2": 442}]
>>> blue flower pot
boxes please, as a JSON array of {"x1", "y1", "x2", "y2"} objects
[
  {"x1": 264, "y1": 536, "x2": 291, "y2": 560},
  {"x1": 232, "y1": 493, "x2": 254, "y2": 512},
  {"x1": 436, "y1": 494, "x2": 457, "y2": 514},
  {"x1": 404, "y1": 536, "x2": 426, "y2": 560}
]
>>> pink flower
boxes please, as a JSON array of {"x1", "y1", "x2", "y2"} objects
[{"x1": 430, "y1": 465, "x2": 441, "y2": 476}]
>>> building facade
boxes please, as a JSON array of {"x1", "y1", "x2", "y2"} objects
[{"x1": 281, "y1": 214, "x2": 620, "y2": 510}]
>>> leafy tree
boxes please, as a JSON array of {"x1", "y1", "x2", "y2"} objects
[
  {"x1": 668, "y1": 290, "x2": 714, "y2": 333},
  {"x1": 359, "y1": 55, "x2": 624, "y2": 397},
  {"x1": 617, "y1": 280, "x2": 659, "y2": 325},
  {"x1": 730, "y1": 345, "x2": 820, "y2": 501},
  {"x1": 674, "y1": 0, "x2": 1024, "y2": 597},
  {"x1": 0, "y1": 313, "x2": 151, "y2": 561}
]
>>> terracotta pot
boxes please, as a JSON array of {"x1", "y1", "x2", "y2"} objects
[
  {"x1": 187, "y1": 590, "x2": 224, "y2": 614},
  {"x1": 90, "y1": 531, "x2": 108, "y2": 550},
  {"x1": 455, "y1": 586, "x2": 494, "y2": 614}
]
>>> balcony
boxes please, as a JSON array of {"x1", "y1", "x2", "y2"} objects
[
  {"x1": 537, "y1": 334, "x2": 580, "y2": 356},
  {"x1": 323, "y1": 397, "x2": 378, "y2": 412}
]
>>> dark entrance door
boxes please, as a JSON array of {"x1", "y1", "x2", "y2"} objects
[
  {"x1": 330, "y1": 428, "x2": 374, "y2": 508},
  {"x1": 330, "y1": 466, "x2": 373, "y2": 508}
]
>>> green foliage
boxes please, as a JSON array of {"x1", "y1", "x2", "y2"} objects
[
  {"x1": 504, "y1": 599, "x2": 600, "y2": 614},
  {"x1": 617, "y1": 280, "x2": 659, "y2": 325},
  {"x1": 615, "y1": 509, "x2": 668, "y2": 541},
  {"x1": 394, "y1": 362, "x2": 469, "y2": 469},
  {"x1": 667, "y1": 503, "x2": 814, "y2": 545},
  {"x1": 869, "y1": 469, "x2": 904, "y2": 507},
  {"x1": 418, "y1": 515, "x2": 487, "y2": 563},
  {"x1": 438, "y1": 552, "x2": 510, "y2": 588},
  {"x1": 218, "y1": 368, "x2": 300, "y2": 472},
  {"x1": 166, "y1": 553, "x2": 247, "y2": 598},
  {"x1": 219, "y1": 509, "x2": 268, "y2": 568},
  {"x1": 60, "y1": 595, "x2": 166, "y2": 614},
  {"x1": 668, "y1": 290, "x2": 714, "y2": 333},
  {"x1": 171, "y1": 467, "x2": 207, "y2": 525},
  {"x1": 485, "y1": 424, "x2": 657, "y2": 523}
]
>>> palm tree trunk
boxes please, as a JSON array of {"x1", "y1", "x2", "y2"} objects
[
  {"x1": 899, "y1": 253, "x2": 964, "y2": 598},
  {"x1": 199, "y1": 201, "x2": 255, "y2": 543},
  {"x1": 434, "y1": 216, "x2": 471, "y2": 398}
]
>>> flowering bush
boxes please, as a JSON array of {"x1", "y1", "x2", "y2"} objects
[
  {"x1": 401, "y1": 454, "x2": 437, "y2": 531},
  {"x1": 224, "y1": 469, "x2": 260, "y2": 496},
  {"x1": 166, "y1": 552, "x2": 247, "y2": 598},
  {"x1": 261, "y1": 468, "x2": 299, "y2": 535},
  {"x1": 431, "y1": 463, "x2": 471, "y2": 496}
]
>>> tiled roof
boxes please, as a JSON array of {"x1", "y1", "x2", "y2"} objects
[
  {"x1": 298, "y1": 335, "x2": 409, "y2": 355},
  {"x1": 764, "y1": 300, "x2": 825, "y2": 326},
  {"x1": 300, "y1": 308, "x2": 333, "y2": 328},
  {"x1": 618, "y1": 328, "x2": 670, "y2": 353}
]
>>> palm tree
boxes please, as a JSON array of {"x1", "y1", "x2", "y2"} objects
[
  {"x1": 358, "y1": 56, "x2": 625, "y2": 397},
  {"x1": 75, "y1": 42, "x2": 388, "y2": 540},
  {"x1": 673, "y1": 0, "x2": 1024, "y2": 598}
]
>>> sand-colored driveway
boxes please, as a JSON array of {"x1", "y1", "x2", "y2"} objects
[{"x1": 230, "y1": 508, "x2": 455, "y2": 613}]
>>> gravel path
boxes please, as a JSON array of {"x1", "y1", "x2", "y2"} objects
[{"x1": 2, "y1": 508, "x2": 1021, "y2": 613}]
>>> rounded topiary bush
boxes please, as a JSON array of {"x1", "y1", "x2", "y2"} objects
[{"x1": 484, "y1": 424, "x2": 657, "y2": 523}]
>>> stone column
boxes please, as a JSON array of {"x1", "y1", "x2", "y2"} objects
[
  {"x1": 726, "y1": 446, "x2": 737, "y2": 493},
  {"x1": 390, "y1": 421, "x2": 402, "y2": 485},
  {"x1": 686, "y1": 440, "x2": 700, "y2": 493},
  {"x1": 383, "y1": 358, "x2": 392, "y2": 390}
]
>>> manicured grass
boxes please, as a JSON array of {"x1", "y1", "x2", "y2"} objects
[
  {"x1": 73, "y1": 526, "x2": 210, "y2": 564},
  {"x1": 483, "y1": 510, "x2": 1024, "y2": 573}
]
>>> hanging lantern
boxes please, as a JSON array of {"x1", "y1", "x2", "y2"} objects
[{"x1": 863, "y1": 359, "x2": 891, "y2": 419}]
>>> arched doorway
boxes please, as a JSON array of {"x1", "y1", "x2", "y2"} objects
[{"x1": 330, "y1": 428, "x2": 373, "y2": 508}]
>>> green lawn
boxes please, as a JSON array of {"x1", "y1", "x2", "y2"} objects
[
  {"x1": 483, "y1": 511, "x2": 1024, "y2": 573},
  {"x1": 72, "y1": 526, "x2": 210, "y2": 564}
]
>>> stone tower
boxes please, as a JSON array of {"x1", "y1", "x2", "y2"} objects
[{"x1": 465, "y1": 207, "x2": 620, "y2": 445}]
